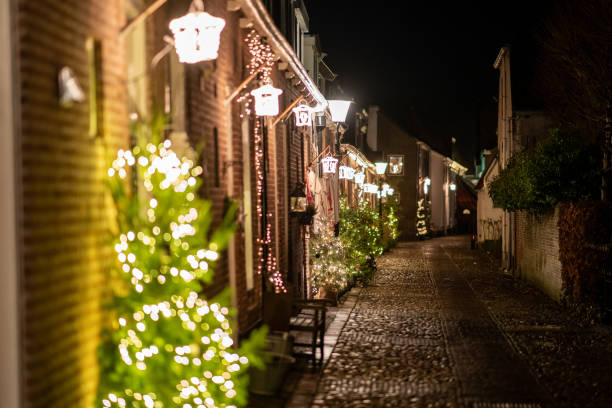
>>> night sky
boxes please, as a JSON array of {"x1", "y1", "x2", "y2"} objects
[{"x1": 304, "y1": 1, "x2": 555, "y2": 171}]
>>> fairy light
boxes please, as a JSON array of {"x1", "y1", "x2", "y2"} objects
[
  {"x1": 253, "y1": 114, "x2": 286, "y2": 293},
  {"x1": 240, "y1": 30, "x2": 287, "y2": 293},
  {"x1": 102, "y1": 140, "x2": 250, "y2": 407}
]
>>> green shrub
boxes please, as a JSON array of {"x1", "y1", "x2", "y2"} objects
[
  {"x1": 488, "y1": 129, "x2": 600, "y2": 213},
  {"x1": 339, "y1": 197, "x2": 382, "y2": 284},
  {"x1": 382, "y1": 199, "x2": 401, "y2": 249}
]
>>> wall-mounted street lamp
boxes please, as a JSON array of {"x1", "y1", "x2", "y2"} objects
[
  {"x1": 449, "y1": 182, "x2": 456, "y2": 191},
  {"x1": 290, "y1": 182, "x2": 307, "y2": 213},
  {"x1": 328, "y1": 100, "x2": 352, "y2": 154},
  {"x1": 169, "y1": 2, "x2": 226, "y2": 63},
  {"x1": 328, "y1": 100, "x2": 352, "y2": 123},
  {"x1": 321, "y1": 155, "x2": 339, "y2": 174},
  {"x1": 375, "y1": 161, "x2": 388, "y2": 176},
  {"x1": 251, "y1": 84, "x2": 283, "y2": 116}
]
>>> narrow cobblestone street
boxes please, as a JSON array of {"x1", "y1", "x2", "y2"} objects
[{"x1": 294, "y1": 236, "x2": 612, "y2": 408}]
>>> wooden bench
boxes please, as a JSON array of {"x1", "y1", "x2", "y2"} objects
[{"x1": 288, "y1": 299, "x2": 333, "y2": 366}]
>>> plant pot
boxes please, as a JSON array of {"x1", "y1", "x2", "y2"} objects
[
  {"x1": 263, "y1": 291, "x2": 293, "y2": 332},
  {"x1": 249, "y1": 333, "x2": 295, "y2": 396}
]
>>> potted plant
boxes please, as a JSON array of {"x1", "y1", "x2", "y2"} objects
[{"x1": 309, "y1": 228, "x2": 350, "y2": 305}]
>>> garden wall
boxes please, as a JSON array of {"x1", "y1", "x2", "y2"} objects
[{"x1": 517, "y1": 207, "x2": 563, "y2": 300}]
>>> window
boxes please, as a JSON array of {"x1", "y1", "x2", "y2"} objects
[{"x1": 388, "y1": 155, "x2": 404, "y2": 175}]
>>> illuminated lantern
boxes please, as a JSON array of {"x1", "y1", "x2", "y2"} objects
[
  {"x1": 339, "y1": 165, "x2": 355, "y2": 180},
  {"x1": 362, "y1": 183, "x2": 379, "y2": 194},
  {"x1": 321, "y1": 155, "x2": 339, "y2": 174},
  {"x1": 354, "y1": 172, "x2": 365, "y2": 185},
  {"x1": 292, "y1": 104, "x2": 313, "y2": 127},
  {"x1": 290, "y1": 182, "x2": 307, "y2": 213},
  {"x1": 251, "y1": 84, "x2": 283, "y2": 116},
  {"x1": 424, "y1": 177, "x2": 431, "y2": 194},
  {"x1": 449, "y1": 182, "x2": 456, "y2": 191},
  {"x1": 375, "y1": 161, "x2": 388, "y2": 175},
  {"x1": 328, "y1": 100, "x2": 352, "y2": 123},
  {"x1": 169, "y1": 10, "x2": 226, "y2": 64}
]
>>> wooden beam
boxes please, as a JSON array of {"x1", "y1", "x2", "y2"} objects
[
  {"x1": 239, "y1": 18, "x2": 253, "y2": 28},
  {"x1": 271, "y1": 95, "x2": 304, "y2": 127},
  {"x1": 224, "y1": 65, "x2": 265, "y2": 105},
  {"x1": 227, "y1": 0, "x2": 241, "y2": 11},
  {"x1": 120, "y1": 0, "x2": 168, "y2": 39}
]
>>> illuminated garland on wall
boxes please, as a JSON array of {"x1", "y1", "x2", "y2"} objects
[{"x1": 242, "y1": 30, "x2": 286, "y2": 293}]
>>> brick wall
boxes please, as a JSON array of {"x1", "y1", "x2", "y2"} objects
[
  {"x1": 17, "y1": 1, "x2": 127, "y2": 407},
  {"x1": 17, "y1": 2, "x2": 315, "y2": 406},
  {"x1": 517, "y1": 207, "x2": 563, "y2": 300}
]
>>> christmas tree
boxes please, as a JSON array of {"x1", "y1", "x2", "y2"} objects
[
  {"x1": 309, "y1": 220, "x2": 351, "y2": 295},
  {"x1": 416, "y1": 198, "x2": 431, "y2": 238},
  {"x1": 98, "y1": 120, "x2": 264, "y2": 408}
]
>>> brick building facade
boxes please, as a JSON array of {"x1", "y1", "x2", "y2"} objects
[{"x1": 2, "y1": 0, "x2": 333, "y2": 406}]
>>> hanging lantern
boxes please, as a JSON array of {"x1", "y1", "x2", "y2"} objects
[
  {"x1": 339, "y1": 165, "x2": 355, "y2": 180},
  {"x1": 251, "y1": 84, "x2": 283, "y2": 116},
  {"x1": 321, "y1": 155, "x2": 338, "y2": 174},
  {"x1": 292, "y1": 104, "x2": 313, "y2": 127},
  {"x1": 290, "y1": 182, "x2": 307, "y2": 213},
  {"x1": 362, "y1": 183, "x2": 379, "y2": 194},
  {"x1": 375, "y1": 161, "x2": 388, "y2": 175},
  {"x1": 354, "y1": 172, "x2": 365, "y2": 185},
  {"x1": 169, "y1": 9, "x2": 226, "y2": 64}
]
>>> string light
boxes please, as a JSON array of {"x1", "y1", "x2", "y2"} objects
[{"x1": 102, "y1": 139, "x2": 253, "y2": 408}]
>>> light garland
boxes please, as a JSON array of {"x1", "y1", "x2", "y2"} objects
[
  {"x1": 253, "y1": 103, "x2": 286, "y2": 294},
  {"x1": 239, "y1": 30, "x2": 287, "y2": 293}
]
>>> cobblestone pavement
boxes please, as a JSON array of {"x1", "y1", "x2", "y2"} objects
[{"x1": 305, "y1": 236, "x2": 612, "y2": 408}]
